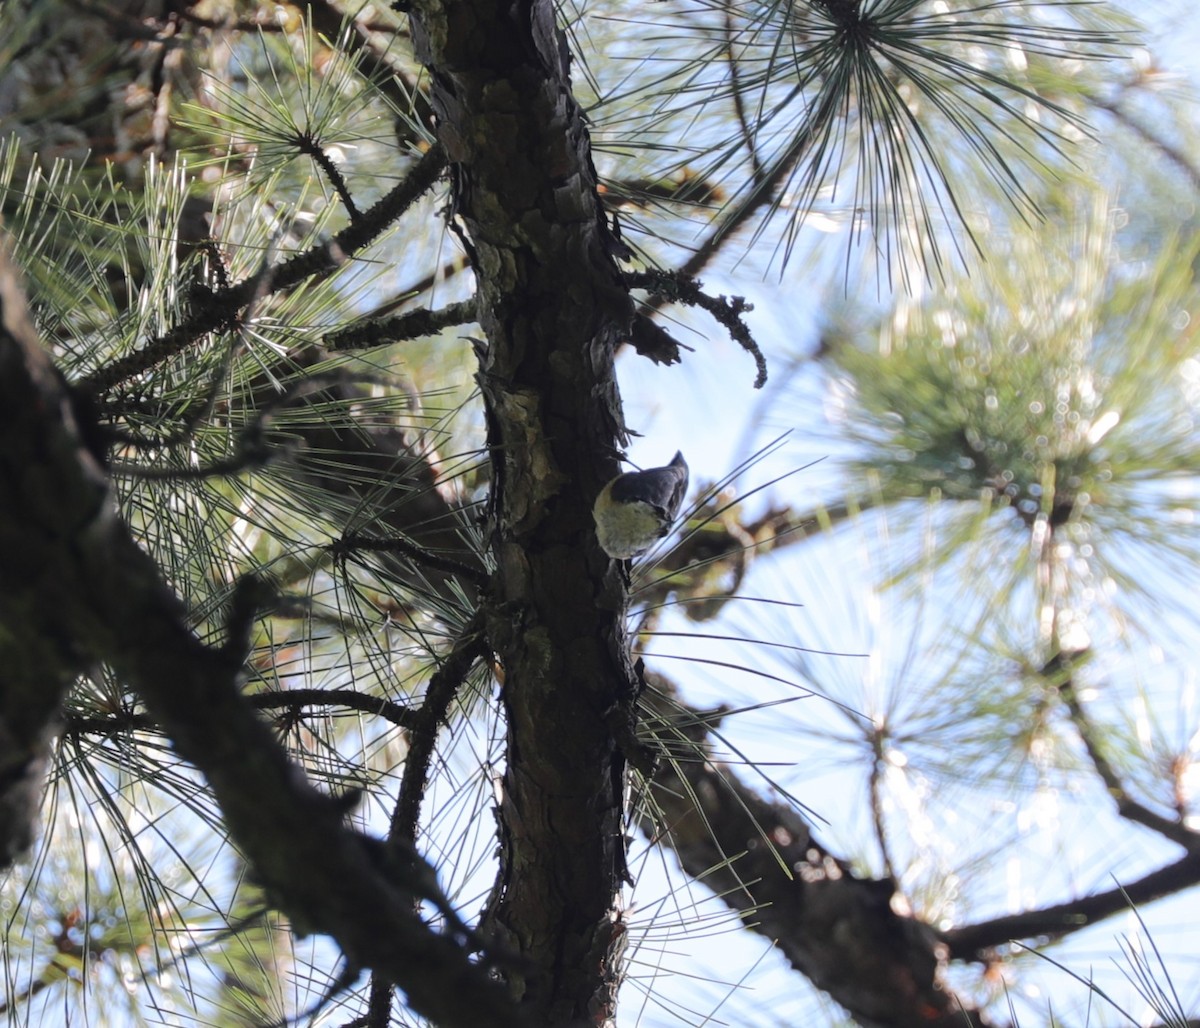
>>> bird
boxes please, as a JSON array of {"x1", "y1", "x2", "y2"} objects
[{"x1": 592, "y1": 451, "x2": 689, "y2": 559}]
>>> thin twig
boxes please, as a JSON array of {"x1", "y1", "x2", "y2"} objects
[
  {"x1": 295, "y1": 131, "x2": 362, "y2": 221},
  {"x1": 324, "y1": 298, "x2": 478, "y2": 351},
  {"x1": 66, "y1": 688, "x2": 421, "y2": 735},
  {"x1": 366, "y1": 611, "x2": 488, "y2": 1028},
  {"x1": 250, "y1": 688, "x2": 419, "y2": 730},
  {"x1": 868, "y1": 729, "x2": 897, "y2": 882},
  {"x1": 1057, "y1": 671, "x2": 1199, "y2": 851},
  {"x1": 723, "y1": 7, "x2": 766, "y2": 189},
  {"x1": 334, "y1": 531, "x2": 488, "y2": 587},
  {"x1": 391, "y1": 611, "x2": 488, "y2": 844}
]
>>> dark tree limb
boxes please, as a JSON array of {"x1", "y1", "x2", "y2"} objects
[
  {"x1": 107, "y1": 547, "x2": 518, "y2": 1026},
  {"x1": 390, "y1": 610, "x2": 487, "y2": 844},
  {"x1": 249, "y1": 688, "x2": 419, "y2": 730},
  {"x1": 640, "y1": 675, "x2": 996, "y2": 1028},
  {"x1": 642, "y1": 668, "x2": 1200, "y2": 1025},
  {"x1": 0, "y1": 246, "x2": 109, "y2": 866},
  {"x1": 0, "y1": 246, "x2": 523, "y2": 1028},
  {"x1": 944, "y1": 849, "x2": 1200, "y2": 960}
]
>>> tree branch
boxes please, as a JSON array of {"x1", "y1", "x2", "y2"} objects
[
  {"x1": 1091, "y1": 81, "x2": 1200, "y2": 192},
  {"x1": 624, "y1": 268, "x2": 767, "y2": 388},
  {"x1": 391, "y1": 611, "x2": 487, "y2": 844},
  {"x1": 334, "y1": 531, "x2": 489, "y2": 588},
  {"x1": 249, "y1": 688, "x2": 420, "y2": 730},
  {"x1": 0, "y1": 247, "x2": 523, "y2": 1028},
  {"x1": 944, "y1": 849, "x2": 1200, "y2": 960},
  {"x1": 0, "y1": 245, "x2": 109, "y2": 866},
  {"x1": 67, "y1": 688, "x2": 422, "y2": 737},
  {"x1": 1037, "y1": 648, "x2": 1200, "y2": 852},
  {"x1": 1061, "y1": 676, "x2": 1199, "y2": 850},
  {"x1": 641, "y1": 675, "x2": 996, "y2": 1028},
  {"x1": 366, "y1": 610, "x2": 488, "y2": 1028},
  {"x1": 79, "y1": 143, "x2": 448, "y2": 395},
  {"x1": 324, "y1": 298, "x2": 478, "y2": 351}
]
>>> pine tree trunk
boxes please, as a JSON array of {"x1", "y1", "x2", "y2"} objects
[{"x1": 409, "y1": 1, "x2": 640, "y2": 1021}]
